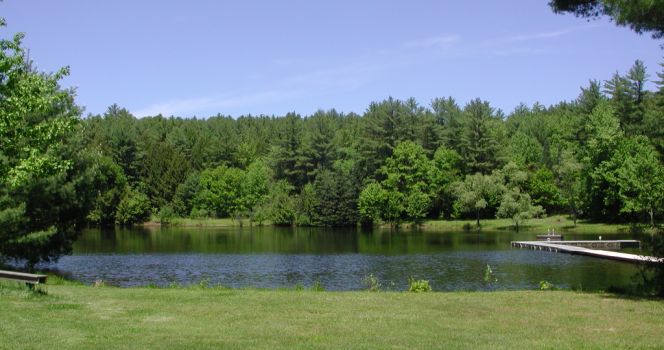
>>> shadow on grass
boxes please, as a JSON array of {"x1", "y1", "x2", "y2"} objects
[
  {"x1": 601, "y1": 287, "x2": 664, "y2": 302},
  {"x1": 0, "y1": 280, "x2": 49, "y2": 298}
]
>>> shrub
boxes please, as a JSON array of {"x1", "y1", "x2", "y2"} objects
[
  {"x1": 312, "y1": 279, "x2": 325, "y2": 292},
  {"x1": 539, "y1": 280, "x2": 555, "y2": 290},
  {"x1": 408, "y1": 277, "x2": 432, "y2": 292},
  {"x1": 115, "y1": 189, "x2": 151, "y2": 225},
  {"x1": 484, "y1": 264, "x2": 498, "y2": 284},
  {"x1": 158, "y1": 205, "x2": 176, "y2": 225},
  {"x1": 363, "y1": 273, "x2": 381, "y2": 292}
]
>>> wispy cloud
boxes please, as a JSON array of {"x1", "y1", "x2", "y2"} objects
[
  {"x1": 404, "y1": 34, "x2": 461, "y2": 49},
  {"x1": 132, "y1": 90, "x2": 298, "y2": 117},
  {"x1": 469, "y1": 24, "x2": 600, "y2": 57},
  {"x1": 132, "y1": 60, "x2": 379, "y2": 117},
  {"x1": 503, "y1": 29, "x2": 572, "y2": 43},
  {"x1": 489, "y1": 47, "x2": 548, "y2": 57},
  {"x1": 132, "y1": 47, "x2": 397, "y2": 117}
]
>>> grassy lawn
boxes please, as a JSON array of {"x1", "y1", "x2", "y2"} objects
[
  {"x1": 1, "y1": 282, "x2": 663, "y2": 349},
  {"x1": 422, "y1": 215, "x2": 634, "y2": 234}
]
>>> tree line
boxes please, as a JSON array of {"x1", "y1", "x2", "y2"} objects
[{"x1": 71, "y1": 59, "x2": 664, "y2": 230}]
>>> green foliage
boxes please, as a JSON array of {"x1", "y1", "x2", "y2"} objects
[
  {"x1": 583, "y1": 101, "x2": 625, "y2": 220},
  {"x1": 359, "y1": 98, "x2": 424, "y2": 178},
  {"x1": 258, "y1": 180, "x2": 296, "y2": 226},
  {"x1": 358, "y1": 182, "x2": 388, "y2": 224},
  {"x1": 86, "y1": 156, "x2": 127, "y2": 226},
  {"x1": 429, "y1": 146, "x2": 462, "y2": 218},
  {"x1": 115, "y1": 189, "x2": 151, "y2": 225},
  {"x1": 193, "y1": 165, "x2": 243, "y2": 217},
  {"x1": 193, "y1": 161, "x2": 270, "y2": 219},
  {"x1": 0, "y1": 19, "x2": 94, "y2": 269},
  {"x1": 380, "y1": 141, "x2": 434, "y2": 223},
  {"x1": 539, "y1": 280, "x2": 555, "y2": 290},
  {"x1": 69, "y1": 73, "x2": 664, "y2": 228},
  {"x1": 172, "y1": 172, "x2": 200, "y2": 217},
  {"x1": 550, "y1": 0, "x2": 664, "y2": 39},
  {"x1": 269, "y1": 113, "x2": 306, "y2": 188},
  {"x1": 363, "y1": 273, "x2": 381, "y2": 292},
  {"x1": 484, "y1": 264, "x2": 498, "y2": 284},
  {"x1": 453, "y1": 172, "x2": 504, "y2": 226},
  {"x1": 408, "y1": 277, "x2": 432, "y2": 292},
  {"x1": 7, "y1": 30, "x2": 663, "y2": 232},
  {"x1": 158, "y1": 205, "x2": 176, "y2": 225},
  {"x1": 295, "y1": 183, "x2": 316, "y2": 226},
  {"x1": 311, "y1": 169, "x2": 358, "y2": 226},
  {"x1": 496, "y1": 188, "x2": 545, "y2": 231},
  {"x1": 311, "y1": 279, "x2": 325, "y2": 292},
  {"x1": 505, "y1": 131, "x2": 543, "y2": 166},
  {"x1": 140, "y1": 139, "x2": 189, "y2": 208},
  {"x1": 528, "y1": 167, "x2": 564, "y2": 213},
  {"x1": 459, "y1": 99, "x2": 505, "y2": 174},
  {"x1": 555, "y1": 150, "x2": 584, "y2": 225},
  {"x1": 600, "y1": 136, "x2": 664, "y2": 226},
  {"x1": 0, "y1": 33, "x2": 78, "y2": 189},
  {"x1": 357, "y1": 141, "x2": 436, "y2": 225}
]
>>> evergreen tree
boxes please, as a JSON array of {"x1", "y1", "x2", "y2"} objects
[
  {"x1": 0, "y1": 21, "x2": 94, "y2": 268},
  {"x1": 312, "y1": 169, "x2": 358, "y2": 226},
  {"x1": 459, "y1": 99, "x2": 505, "y2": 174}
]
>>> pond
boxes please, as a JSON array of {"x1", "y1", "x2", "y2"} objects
[{"x1": 40, "y1": 226, "x2": 642, "y2": 291}]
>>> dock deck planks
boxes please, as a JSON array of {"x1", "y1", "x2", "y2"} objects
[{"x1": 511, "y1": 240, "x2": 663, "y2": 264}]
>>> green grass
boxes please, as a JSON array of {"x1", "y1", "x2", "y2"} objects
[
  {"x1": 144, "y1": 217, "x2": 255, "y2": 227},
  {"x1": 144, "y1": 214, "x2": 637, "y2": 234},
  {"x1": 422, "y1": 215, "x2": 634, "y2": 234},
  {"x1": 1, "y1": 283, "x2": 663, "y2": 349}
]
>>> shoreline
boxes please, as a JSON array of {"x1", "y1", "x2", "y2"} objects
[{"x1": 139, "y1": 215, "x2": 637, "y2": 234}]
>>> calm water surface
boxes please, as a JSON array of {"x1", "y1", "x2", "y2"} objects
[{"x1": 41, "y1": 226, "x2": 642, "y2": 291}]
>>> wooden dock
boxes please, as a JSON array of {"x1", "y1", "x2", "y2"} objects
[{"x1": 511, "y1": 240, "x2": 663, "y2": 264}]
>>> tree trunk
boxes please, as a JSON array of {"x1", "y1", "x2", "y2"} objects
[
  {"x1": 476, "y1": 210, "x2": 481, "y2": 227},
  {"x1": 649, "y1": 208, "x2": 655, "y2": 228}
]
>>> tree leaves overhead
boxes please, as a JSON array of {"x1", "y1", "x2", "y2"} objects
[{"x1": 549, "y1": 0, "x2": 664, "y2": 39}]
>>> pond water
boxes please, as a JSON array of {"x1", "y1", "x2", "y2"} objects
[{"x1": 40, "y1": 226, "x2": 643, "y2": 291}]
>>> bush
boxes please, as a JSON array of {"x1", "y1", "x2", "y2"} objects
[
  {"x1": 158, "y1": 205, "x2": 176, "y2": 225},
  {"x1": 312, "y1": 279, "x2": 325, "y2": 292},
  {"x1": 189, "y1": 207, "x2": 212, "y2": 219},
  {"x1": 408, "y1": 277, "x2": 432, "y2": 292},
  {"x1": 539, "y1": 280, "x2": 555, "y2": 290},
  {"x1": 363, "y1": 273, "x2": 381, "y2": 292},
  {"x1": 115, "y1": 189, "x2": 151, "y2": 225},
  {"x1": 484, "y1": 264, "x2": 497, "y2": 284}
]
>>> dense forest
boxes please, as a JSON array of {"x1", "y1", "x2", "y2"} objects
[{"x1": 69, "y1": 59, "x2": 664, "y2": 230}]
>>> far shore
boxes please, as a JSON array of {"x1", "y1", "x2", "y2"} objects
[{"x1": 139, "y1": 215, "x2": 638, "y2": 234}]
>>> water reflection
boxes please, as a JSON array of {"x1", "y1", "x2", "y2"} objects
[{"x1": 41, "y1": 226, "x2": 642, "y2": 291}]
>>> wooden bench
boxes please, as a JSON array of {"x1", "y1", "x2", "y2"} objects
[{"x1": 0, "y1": 270, "x2": 47, "y2": 289}]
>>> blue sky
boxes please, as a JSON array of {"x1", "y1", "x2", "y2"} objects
[{"x1": 4, "y1": 1, "x2": 662, "y2": 118}]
